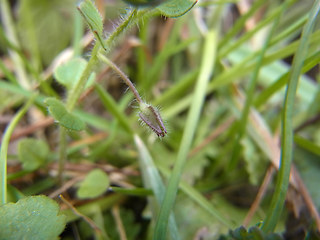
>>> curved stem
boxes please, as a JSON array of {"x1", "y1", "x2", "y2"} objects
[
  {"x1": 262, "y1": 0, "x2": 320, "y2": 232},
  {"x1": 98, "y1": 54, "x2": 143, "y2": 104},
  {"x1": 0, "y1": 95, "x2": 36, "y2": 204}
]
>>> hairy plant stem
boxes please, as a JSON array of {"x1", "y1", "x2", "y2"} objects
[
  {"x1": 98, "y1": 54, "x2": 143, "y2": 104},
  {"x1": 58, "y1": 127, "x2": 67, "y2": 184},
  {"x1": 57, "y1": 8, "x2": 145, "y2": 183}
]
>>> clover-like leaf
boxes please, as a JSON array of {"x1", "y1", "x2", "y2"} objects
[
  {"x1": 0, "y1": 196, "x2": 66, "y2": 240},
  {"x1": 45, "y1": 98, "x2": 86, "y2": 131},
  {"x1": 54, "y1": 58, "x2": 95, "y2": 90},
  {"x1": 18, "y1": 138, "x2": 50, "y2": 171},
  {"x1": 157, "y1": 0, "x2": 197, "y2": 18},
  {"x1": 77, "y1": 169, "x2": 110, "y2": 199}
]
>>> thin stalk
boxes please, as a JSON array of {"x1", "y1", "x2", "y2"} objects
[
  {"x1": 67, "y1": 9, "x2": 144, "y2": 111},
  {"x1": 98, "y1": 54, "x2": 143, "y2": 104},
  {"x1": 58, "y1": 127, "x2": 67, "y2": 184},
  {"x1": 262, "y1": 0, "x2": 320, "y2": 232},
  {"x1": 66, "y1": 43, "x2": 100, "y2": 111},
  {"x1": 153, "y1": 23, "x2": 219, "y2": 240},
  {"x1": 0, "y1": 95, "x2": 36, "y2": 205},
  {"x1": 228, "y1": 0, "x2": 288, "y2": 170},
  {"x1": 59, "y1": 9, "x2": 144, "y2": 183}
]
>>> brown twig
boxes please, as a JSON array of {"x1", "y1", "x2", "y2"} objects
[
  {"x1": 111, "y1": 205, "x2": 128, "y2": 240},
  {"x1": 243, "y1": 165, "x2": 275, "y2": 227},
  {"x1": 188, "y1": 117, "x2": 235, "y2": 158},
  {"x1": 59, "y1": 195, "x2": 104, "y2": 237},
  {"x1": 0, "y1": 117, "x2": 54, "y2": 143},
  {"x1": 49, "y1": 175, "x2": 84, "y2": 198},
  {"x1": 294, "y1": 113, "x2": 320, "y2": 133}
]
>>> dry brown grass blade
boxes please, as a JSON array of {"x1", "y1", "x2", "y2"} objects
[
  {"x1": 59, "y1": 194, "x2": 103, "y2": 236},
  {"x1": 112, "y1": 205, "x2": 128, "y2": 240},
  {"x1": 243, "y1": 165, "x2": 275, "y2": 227},
  {"x1": 188, "y1": 116, "x2": 235, "y2": 158}
]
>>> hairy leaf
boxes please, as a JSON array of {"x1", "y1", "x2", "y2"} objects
[
  {"x1": 157, "y1": 0, "x2": 197, "y2": 18},
  {"x1": 45, "y1": 98, "x2": 86, "y2": 131}
]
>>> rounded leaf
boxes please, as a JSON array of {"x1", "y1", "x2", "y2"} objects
[
  {"x1": 45, "y1": 98, "x2": 86, "y2": 131},
  {"x1": 18, "y1": 138, "x2": 50, "y2": 171},
  {"x1": 77, "y1": 169, "x2": 110, "y2": 199},
  {"x1": 54, "y1": 58, "x2": 96, "y2": 90},
  {"x1": 0, "y1": 196, "x2": 66, "y2": 240}
]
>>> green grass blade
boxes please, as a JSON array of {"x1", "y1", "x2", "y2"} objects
[
  {"x1": 95, "y1": 83, "x2": 133, "y2": 134},
  {"x1": 153, "y1": 25, "x2": 218, "y2": 240},
  {"x1": 162, "y1": 30, "x2": 320, "y2": 120},
  {"x1": 228, "y1": 0, "x2": 288, "y2": 170},
  {"x1": 134, "y1": 135, "x2": 181, "y2": 240},
  {"x1": 0, "y1": 95, "x2": 36, "y2": 204},
  {"x1": 294, "y1": 135, "x2": 320, "y2": 156},
  {"x1": 219, "y1": 1, "x2": 289, "y2": 58},
  {"x1": 218, "y1": 0, "x2": 265, "y2": 49},
  {"x1": 157, "y1": 165, "x2": 234, "y2": 228},
  {"x1": 254, "y1": 51, "x2": 320, "y2": 108},
  {"x1": 262, "y1": 0, "x2": 320, "y2": 232}
]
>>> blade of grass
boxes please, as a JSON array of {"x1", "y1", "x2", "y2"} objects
[
  {"x1": 218, "y1": 0, "x2": 294, "y2": 58},
  {"x1": 152, "y1": 69, "x2": 199, "y2": 106},
  {"x1": 153, "y1": 21, "x2": 219, "y2": 240},
  {"x1": 95, "y1": 83, "x2": 133, "y2": 135},
  {"x1": 262, "y1": 0, "x2": 320, "y2": 232},
  {"x1": 254, "y1": 51, "x2": 320, "y2": 108},
  {"x1": 157, "y1": 164, "x2": 234, "y2": 228},
  {"x1": 0, "y1": 95, "x2": 36, "y2": 204},
  {"x1": 228, "y1": 0, "x2": 288, "y2": 170},
  {"x1": 0, "y1": 0, "x2": 30, "y2": 89},
  {"x1": 294, "y1": 135, "x2": 320, "y2": 156},
  {"x1": 162, "y1": 30, "x2": 320, "y2": 120},
  {"x1": 218, "y1": 0, "x2": 265, "y2": 49},
  {"x1": 134, "y1": 135, "x2": 181, "y2": 240},
  {"x1": 142, "y1": 37, "x2": 198, "y2": 91}
]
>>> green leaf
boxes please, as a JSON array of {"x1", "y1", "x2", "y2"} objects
[
  {"x1": 54, "y1": 58, "x2": 95, "y2": 90},
  {"x1": 77, "y1": 0, "x2": 106, "y2": 50},
  {"x1": 157, "y1": 0, "x2": 197, "y2": 18},
  {"x1": 18, "y1": 138, "x2": 49, "y2": 171},
  {"x1": 0, "y1": 196, "x2": 66, "y2": 240},
  {"x1": 45, "y1": 98, "x2": 86, "y2": 131},
  {"x1": 77, "y1": 169, "x2": 110, "y2": 199},
  {"x1": 134, "y1": 135, "x2": 181, "y2": 240},
  {"x1": 122, "y1": 0, "x2": 163, "y2": 7}
]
